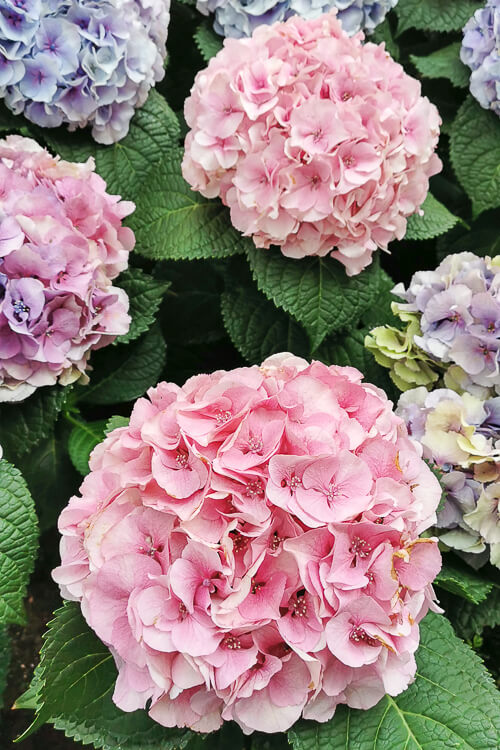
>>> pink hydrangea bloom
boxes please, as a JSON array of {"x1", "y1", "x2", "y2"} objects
[
  {"x1": 0, "y1": 135, "x2": 135, "y2": 401},
  {"x1": 53, "y1": 353, "x2": 442, "y2": 734},
  {"x1": 182, "y1": 11, "x2": 442, "y2": 275}
]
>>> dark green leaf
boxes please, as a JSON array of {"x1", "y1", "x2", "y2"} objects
[
  {"x1": 116, "y1": 268, "x2": 170, "y2": 344},
  {"x1": 0, "y1": 626, "x2": 10, "y2": 709},
  {"x1": 396, "y1": 0, "x2": 483, "y2": 35},
  {"x1": 0, "y1": 386, "x2": 68, "y2": 462},
  {"x1": 131, "y1": 148, "x2": 248, "y2": 261},
  {"x1": 68, "y1": 420, "x2": 108, "y2": 476},
  {"x1": 221, "y1": 286, "x2": 309, "y2": 365},
  {"x1": 247, "y1": 249, "x2": 386, "y2": 351},
  {"x1": 105, "y1": 416, "x2": 130, "y2": 434},
  {"x1": 0, "y1": 460, "x2": 38, "y2": 625},
  {"x1": 405, "y1": 193, "x2": 460, "y2": 241},
  {"x1": 289, "y1": 612, "x2": 500, "y2": 750},
  {"x1": 411, "y1": 43, "x2": 470, "y2": 88},
  {"x1": 79, "y1": 325, "x2": 166, "y2": 405},
  {"x1": 435, "y1": 558, "x2": 493, "y2": 604},
  {"x1": 450, "y1": 96, "x2": 500, "y2": 218},
  {"x1": 19, "y1": 602, "x2": 193, "y2": 750},
  {"x1": 447, "y1": 587, "x2": 500, "y2": 641}
]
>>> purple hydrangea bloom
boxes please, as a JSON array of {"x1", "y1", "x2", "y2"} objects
[
  {"x1": 196, "y1": 0, "x2": 398, "y2": 40},
  {"x1": 461, "y1": 0, "x2": 500, "y2": 117},
  {"x1": 393, "y1": 252, "x2": 500, "y2": 391},
  {"x1": 0, "y1": 0, "x2": 170, "y2": 143}
]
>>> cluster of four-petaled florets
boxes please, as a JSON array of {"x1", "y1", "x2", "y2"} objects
[{"x1": 53, "y1": 354, "x2": 442, "y2": 734}]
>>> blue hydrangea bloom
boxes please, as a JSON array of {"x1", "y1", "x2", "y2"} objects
[
  {"x1": 461, "y1": 0, "x2": 500, "y2": 117},
  {"x1": 196, "y1": 0, "x2": 398, "y2": 39},
  {"x1": 0, "y1": 0, "x2": 170, "y2": 143}
]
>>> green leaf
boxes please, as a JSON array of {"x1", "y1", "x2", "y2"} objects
[
  {"x1": 0, "y1": 626, "x2": 10, "y2": 709},
  {"x1": 435, "y1": 558, "x2": 493, "y2": 604},
  {"x1": 450, "y1": 96, "x2": 500, "y2": 218},
  {"x1": 131, "y1": 148, "x2": 248, "y2": 261},
  {"x1": 105, "y1": 415, "x2": 130, "y2": 434},
  {"x1": 447, "y1": 587, "x2": 500, "y2": 641},
  {"x1": 370, "y1": 19, "x2": 399, "y2": 60},
  {"x1": 20, "y1": 602, "x2": 193, "y2": 750},
  {"x1": 79, "y1": 325, "x2": 166, "y2": 405},
  {"x1": 68, "y1": 420, "x2": 108, "y2": 476},
  {"x1": 411, "y1": 43, "x2": 470, "y2": 88},
  {"x1": 405, "y1": 193, "x2": 460, "y2": 241},
  {"x1": 396, "y1": 0, "x2": 483, "y2": 35},
  {"x1": 221, "y1": 286, "x2": 309, "y2": 364},
  {"x1": 0, "y1": 386, "x2": 68, "y2": 462},
  {"x1": 40, "y1": 91, "x2": 180, "y2": 201},
  {"x1": 116, "y1": 268, "x2": 170, "y2": 344},
  {"x1": 15, "y1": 423, "x2": 79, "y2": 533},
  {"x1": 194, "y1": 22, "x2": 223, "y2": 62},
  {"x1": 289, "y1": 612, "x2": 500, "y2": 750},
  {"x1": 247, "y1": 250, "x2": 386, "y2": 351},
  {"x1": 359, "y1": 270, "x2": 395, "y2": 329},
  {"x1": 0, "y1": 460, "x2": 38, "y2": 625}
]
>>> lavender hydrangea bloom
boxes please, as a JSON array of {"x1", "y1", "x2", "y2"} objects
[
  {"x1": 197, "y1": 0, "x2": 398, "y2": 39},
  {"x1": 397, "y1": 386, "x2": 500, "y2": 569},
  {"x1": 0, "y1": 0, "x2": 170, "y2": 144},
  {"x1": 392, "y1": 252, "x2": 500, "y2": 391},
  {"x1": 461, "y1": 0, "x2": 500, "y2": 117}
]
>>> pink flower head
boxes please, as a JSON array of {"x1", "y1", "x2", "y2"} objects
[
  {"x1": 182, "y1": 12, "x2": 441, "y2": 276},
  {"x1": 0, "y1": 136, "x2": 134, "y2": 401},
  {"x1": 54, "y1": 354, "x2": 442, "y2": 734}
]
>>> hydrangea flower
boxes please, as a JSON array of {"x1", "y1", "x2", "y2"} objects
[
  {"x1": 182, "y1": 12, "x2": 441, "y2": 275},
  {"x1": 53, "y1": 353, "x2": 442, "y2": 734},
  {"x1": 397, "y1": 386, "x2": 500, "y2": 569},
  {"x1": 0, "y1": 0, "x2": 170, "y2": 144},
  {"x1": 461, "y1": 0, "x2": 500, "y2": 117},
  {"x1": 366, "y1": 252, "x2": 500, "y2": 391},
  {"x1": 0, "y1": 135, "x2": 134, "y2": 402},
  {"x1": 197, "y1": 0, "x2": 398, "y2": 40}
]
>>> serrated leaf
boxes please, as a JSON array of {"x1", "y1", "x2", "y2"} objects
[
  {"x1": 131, "y1": 148, "x2": 248, "y2": 261},
  {"x1": 105, "y1": 416, "x2": 130, "y2": 434},
  {"x1": 435, "y1": 558, "x2": 493, "y2": 604},
  {"x1": 15, "y1": 423, "x2": 79, "y2": 533},
  {"x1": 359, "y1": 270, "x2": 395, "y2": 329},
  {"x1": 411, "y1": 43, "x2": 470, "y2": 88},
  {"x1": 0, "y1": 461, "x2": 38, "y2": 625},
  {"x1": 68, "y1": 420, "x2": 108, "y2": 476},
  {"x1": 450, "y1": 96, "x2": 500, "y2": 218},
  {"x1": 315, "y1": 328, "x2": 398, "y2": 401},
  {"x1": 221, "y1": 286, "x2": 309, "y2": 365},
  {"x1": 247, "y1": 249, "x2": 385, "y2": 351},
  {"x1": 405, "y1": 193, "x2": 460, "y2": 241},
  {"x1": 116, "y1": 268, "x2": 170, "y2": 344},
  {"x1": 396, "y1": 0, "x2": 483, "y2": 35},
  {"x1": 40, "y1": 91, "x2": 180, "y2": 201},
  {"x1": 20, "y1": 602, "x2": 192, "y2": 750},
  {"x1": 289, "y1": 612, "x2": 500, "y2": 750},
  {"x1": 0, "y1": 386, "x2": 68, "y2": 462},
  {"x1": 79, "y1": 325, "x2": 166, "y2": 406},
  {"x1": 447, "y1": 587, "x2": 500, "y2": 641},
  {"x1": 194, "y1": 22, "x2": 223, "y2": 62}
]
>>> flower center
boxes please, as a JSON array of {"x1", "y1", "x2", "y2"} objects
[
  {"x1": 349, "y1": 626, "x2": 378, "y2": 646},
  {"x1": 350, "y1": 536, "x2": 372, "y2": 558}
]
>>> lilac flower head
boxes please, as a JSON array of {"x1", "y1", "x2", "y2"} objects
[
  {"x1": 196, "y1": 0, "x2": 398, "y2": 39},
  {"x1": 0, "y1": 135, "x2": 135, "y2": 401},
  {"x1": 0, "y1": 0, "x2": 170, "y2": 143},
  {"x1": 397, "y1": 386, "x2": 500, "y2": 569},
  {"x1": 461, "y1": 0, "x2": 500, "y2": 117}
]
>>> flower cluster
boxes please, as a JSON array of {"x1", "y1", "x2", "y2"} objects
[
  {"x1": 397, "y1": 387, "x2": 500, "y2": 569},
  {"x1": 196, "y1": 0, "x2": 398, "y2": 40},
  {"x1": 0, "y1": 135, "x2": 134, "y2": 402},
  {"x1": 366, "y1": 252, "x2": 500, "y2": 391},
  {"x1": 0, "y1": 0, "x2": 170, "y2": 144},
  {"x1": 461, "y1": 0, "x2": 500, "y2": 117},
  {"x1": 182, "y1": 12, "x2": 441, "y2": 275},
  {"x1": 53, "y1": 353, "x2": 442, "y2": 734}
]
